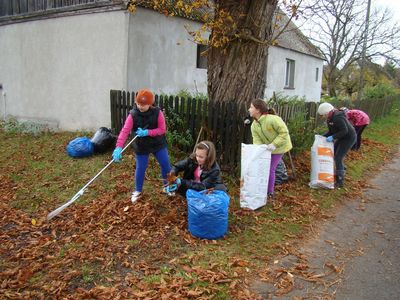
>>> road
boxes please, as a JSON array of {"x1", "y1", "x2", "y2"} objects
[{"x1": 251, "y1": 148, "x2": 400, "y2": 299}]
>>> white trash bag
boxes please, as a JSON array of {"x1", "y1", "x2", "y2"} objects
[
  {"x1": 309, "y1": 135, "x2": 335, "y2": 189},
  {"x1": 240, "y1": 144, "x2": 271, "y2": 210}
]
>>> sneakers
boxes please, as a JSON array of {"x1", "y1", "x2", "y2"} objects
[
  {"x1": 131, "y1": 191, "x2": 142, "y2": 204},
  {"x1": 267, "y1": 193, "x2": 274, "y2": 201}
]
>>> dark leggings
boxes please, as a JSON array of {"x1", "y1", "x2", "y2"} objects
[
  {"x1": 352, "y1": 125, "x2": 367, "y2": 150},
  {"x1": 334, "y1": 136, "x2": 356, "y2": 176},
  {"x1": 135, "y1": 147, "x2": 171, "y2": 192}
]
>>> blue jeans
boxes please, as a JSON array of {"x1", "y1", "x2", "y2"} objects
[
  {"x1": 135, "y1": 147, "x2": 171, "y2": 192},
  {"x1": 334, "y1": 136, "x2": 356, "y2": 176}
]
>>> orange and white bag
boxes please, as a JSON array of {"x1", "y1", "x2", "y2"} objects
[{"x1": 309, "y1": 135, "x2": 335, "y2": 189}]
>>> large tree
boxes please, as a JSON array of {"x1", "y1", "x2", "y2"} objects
[
  {"x1": 206, "y1": 1, "x2": 277, "y2": 105},
  {"x1": 128, "y1": 0, "x2": 295, "y2": 106},
  {"x1": 296, "y1": 0, "x2": 400, "y2": 97}
]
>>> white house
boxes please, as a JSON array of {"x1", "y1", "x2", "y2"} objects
[{"x1": 0, "y1": 0, "x2": 323, "y2": 131}]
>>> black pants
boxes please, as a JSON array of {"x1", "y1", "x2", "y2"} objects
[
  {"x1": 352, "y1": 125, "x2": 367, "y2": 150},
  {"x1": 334, "y1": 135, "x2": 357, "y2": 176}
]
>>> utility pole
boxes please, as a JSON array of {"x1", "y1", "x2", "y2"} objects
[{"x1": 357, "y1": 0, "x2": 372, "y2": 101}]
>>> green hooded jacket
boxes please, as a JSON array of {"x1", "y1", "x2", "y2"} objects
[{"x1": 251, "y1": 114, "x2": 293, "y2": 154}]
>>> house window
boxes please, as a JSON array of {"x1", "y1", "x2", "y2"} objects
[
  {"x1": 285, "y1": 59, "x2": 295, "y2": 88},
  {"x1": 196, "y1": 44, "x2": 207, "y2": 69},
  {"x1": 315, "y1": 67, "x2": 319, "y2": 82}
]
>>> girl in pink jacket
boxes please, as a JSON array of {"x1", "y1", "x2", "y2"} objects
[{"x1": 340, "y1": 108, "x2": 370, "y2": 151}]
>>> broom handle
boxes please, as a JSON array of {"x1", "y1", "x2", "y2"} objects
[{"x1": 46, "y1": 134, "x2": 139, "y2": 221}]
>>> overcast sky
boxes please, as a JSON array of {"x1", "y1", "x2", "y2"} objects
[{"x1": 375, "y1": 0, "x2": 400, "y2": 22}]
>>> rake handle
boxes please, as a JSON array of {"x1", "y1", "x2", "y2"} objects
[{"x1": 46, "y1": 134, "x2": 139, "y2": 221}]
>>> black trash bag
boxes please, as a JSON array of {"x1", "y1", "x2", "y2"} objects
[
  {"x1": 90, "y1": 127, "x2": 117, "y2": 153},
  {"x1": 275, "y1": 158, "x2": 289, "y2": 185}
]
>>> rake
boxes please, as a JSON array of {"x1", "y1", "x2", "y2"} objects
[{"x1": 46, "y1": 134, "x2": 139, "y2": 221}]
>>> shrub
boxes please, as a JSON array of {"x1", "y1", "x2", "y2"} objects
[
  {"x1": 162, "y1": 105, "x2": 193, "y2": 150},
  {"x1": 363, "y1": 83, "x2": 396, "y2": 100},
  {"x1": 0, "y1": 118, "x2": 49, "y2": 136},
  {"x1": 286, "y1": 114, "x2": 317, "y2": 155}
]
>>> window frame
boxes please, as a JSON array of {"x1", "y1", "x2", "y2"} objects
[
  {"x1": 196, "y1": 44, "x2": 207, "y2": 69},
  {"x1": 284, "y1": 59, "x2": 295, "y2": 89}
]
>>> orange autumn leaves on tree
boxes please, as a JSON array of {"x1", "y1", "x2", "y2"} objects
[
  {"x1": 127, "y1": 0, "x2": 241, "y2": 49},
  {"x1": 127, "y1": 0, "x2": 301, "y2": 49}
]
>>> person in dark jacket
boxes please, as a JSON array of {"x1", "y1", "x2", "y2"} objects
[
  {"x1": 112, "y1": 88, "x2": 172, "y2": 203},
  {"x1": 169, "y1": 141, "x2": 227, "y2": 196},
  {"x1": 317, "y1": 103, "x2": 357, "y2": 188}
]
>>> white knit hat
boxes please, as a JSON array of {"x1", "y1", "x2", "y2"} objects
[{"x1": 317, "y1": 102, "x2": 334, "y2": 116}]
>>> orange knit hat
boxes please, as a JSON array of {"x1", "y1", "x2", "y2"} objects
[{"x1": 135, "y1": 89, "x2": 155, "y2": 106}]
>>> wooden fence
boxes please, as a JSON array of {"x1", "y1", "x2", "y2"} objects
[
  {"x1": 110, "y1": 90, "x2": 397, "y2": 169},
  {"x1": 110, "y1": 90, "x2": 319, "y2": 169}
]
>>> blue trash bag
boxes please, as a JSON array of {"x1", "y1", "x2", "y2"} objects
[
  {"x1": 66, "y1": 137, "x2": 94, "y2": 158},
  {"x1": 186, "y1": 189, "x2": 230, "y2": 240}
]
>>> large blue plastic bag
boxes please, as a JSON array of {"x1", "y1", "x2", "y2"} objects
[
  {"x1": 66, "y1": 137, "x2": 94, "y2": 158},
  {"x1": 186, "y1": 189, "x2": 230, "y2": 240}
]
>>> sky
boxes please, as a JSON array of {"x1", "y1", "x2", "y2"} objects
[{"x1": 373, "y1": 0, "x2": 400, "y2": 23}]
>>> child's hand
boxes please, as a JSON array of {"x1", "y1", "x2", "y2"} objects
[
  {"x1": 136, "y1": 128, "x2": 149, "y2": 137},
  {"x1": 167, "y1": 171, "x2": 177, "y2": 183},
  {"x1": 266, "y1": 143, "x2": 276, "y2": 151},
  {"x1": 112, "y1": 147, "x2": 122, "y2": 162}
]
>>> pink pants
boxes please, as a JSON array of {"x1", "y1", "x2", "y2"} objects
[{"x1": 268, "y1": 153, "x2": 284, "y2": 194}]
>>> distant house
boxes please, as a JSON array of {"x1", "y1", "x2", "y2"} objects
[{"x1": 0, "y1": 0, "x2": 323, "y2": 131}]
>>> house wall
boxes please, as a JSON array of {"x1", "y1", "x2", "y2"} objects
[
  {"x1": 265, "y1": 46, "x2": 323, "y2": 102},
  {"x1": 0, "y1": 6, "x2": 323, "y2": 132},
  {"x1": 127, "y1": 8, "x2": 207, "y2": 95},
  {"x1": 0, "y1": 10, "x2": 129, "y2": 131}
]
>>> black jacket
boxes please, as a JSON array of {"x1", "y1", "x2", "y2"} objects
[
  {"x1": 324, "y1": 110, "x2": 356, "y2": 141},
  {"x1": 171, "y1": 157, "x2": 227, "y2": 193},
  {"x1": 130, "y1": 106, "x2": 167, "y2": 154}
]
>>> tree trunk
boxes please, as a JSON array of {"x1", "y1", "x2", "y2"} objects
[
  {"x1": 327, "y1": 75, "x2": 337, "y2": 97},
  {"x1": 207, "y1": 0, "x2": 278, "y2": 106}
]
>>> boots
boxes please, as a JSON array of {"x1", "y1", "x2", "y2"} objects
[
  {"x1": 335, "y1": 170, "x2": 345, "y2": 188},
  {"x1": 336, "y1": 175, "x2": 344, "y2": 188}
]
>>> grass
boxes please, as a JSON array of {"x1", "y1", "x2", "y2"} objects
[{"x1": 0, "y1": 105, "x2": 399, "y2": 298}]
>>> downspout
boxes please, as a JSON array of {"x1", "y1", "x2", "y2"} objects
[{"x1": 0, "y1": 83, "x2": 6, "y2": 120}]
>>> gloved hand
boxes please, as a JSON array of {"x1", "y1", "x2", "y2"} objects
[
  {"x1": 112, "y1": 147, "x2": 122, "y2": 162},
  {"x1": 136, "y1": 127, "x2": 149, "y2": 137},
  {"x1": 164, "y1": 184, "x2": 177, "y2": 193},
  {"x1": 326, "y1": 136, "x2": 334, "y2": 142},
  {"x1": 266, "y1": 143, "x2": 276, "y2": 151},
  {"x1": 163, "y1": 178, "x2": 182, "y2": 193}
]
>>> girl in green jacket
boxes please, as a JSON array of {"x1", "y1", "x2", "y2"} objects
[{"x1": 248, "y1": 99, "x2": 293, "y2": 199}]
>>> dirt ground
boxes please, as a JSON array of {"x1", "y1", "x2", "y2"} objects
[{"x1": 251, "y1": 146, "x2": 400, "y2": 299}]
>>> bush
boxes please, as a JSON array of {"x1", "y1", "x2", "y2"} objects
[
  {"x1": 286, "y1": 114, "x2": 317, "y2": 155},
  {"x1": 163, "y1": 105, "x2": 193, "y2": 150},
  {"x1": 0, "y1": 118, "x2": 50, "y2": 136},
  {"x1": 175, "y1": 89, "x2": 208, "y2": 101},
  {"x1": 364, "y1": 83, "x2": 396, "y2": 100}
]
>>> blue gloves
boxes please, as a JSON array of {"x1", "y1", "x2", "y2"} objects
[
  {"x1": 163, "y1": 178, "x2": 182, "y2": 193},
  {"x1": 326, "y1": 136, "x2": 334, "y2": 142},
  {"x1": 112, "y1": 147, "x2": 122, "y2": 162},
  {"x1": 136, "y1": 127, "x2": 149, "y2": 137}
]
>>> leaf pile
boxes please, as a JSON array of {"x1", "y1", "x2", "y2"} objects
[{"x1": 0, "y1": 123, "x2": 398, "y2": 299}]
